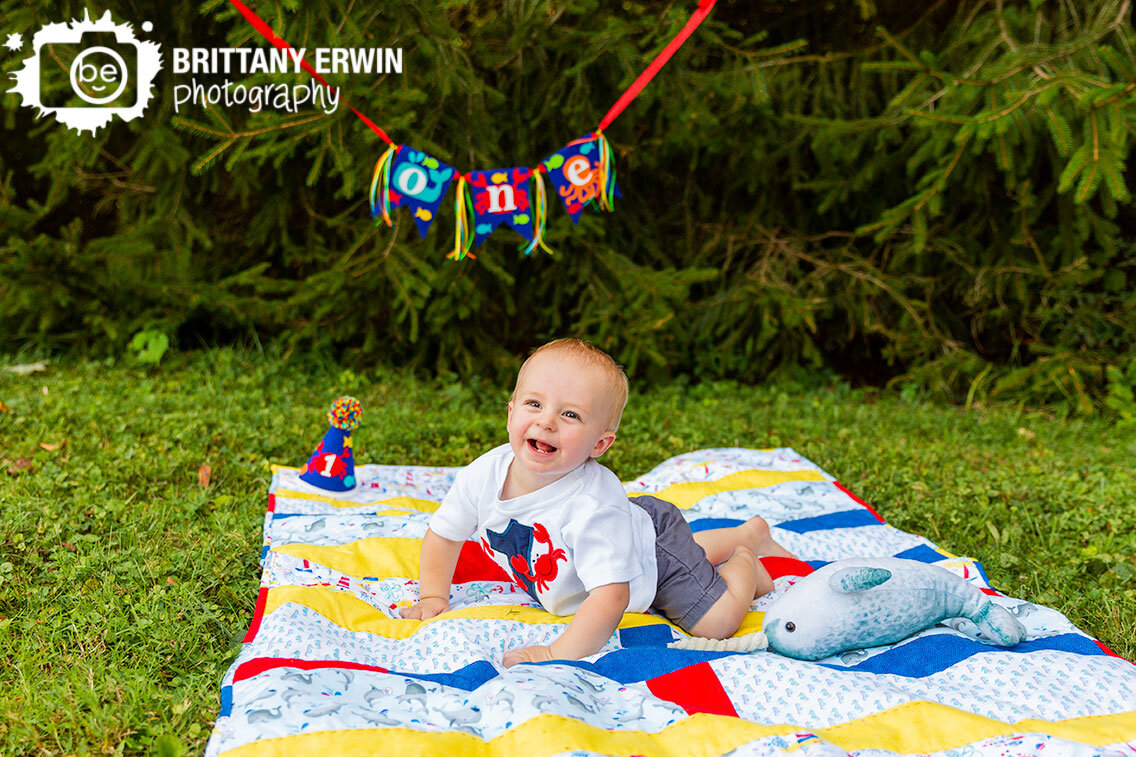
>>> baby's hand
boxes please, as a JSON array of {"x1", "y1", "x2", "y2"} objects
[
  {"x1": 502, "y1": 644, "x2": 554, "y2": 668},
  {"x1": 399, "y1": 596, "x2": 450, "y2": 620}
]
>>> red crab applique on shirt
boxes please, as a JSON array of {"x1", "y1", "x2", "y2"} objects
[{"x1": 507, "y1": 522, "x2": 567, "y2": 593}]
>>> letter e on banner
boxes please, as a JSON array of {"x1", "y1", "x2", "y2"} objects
[
  {"x1": 564, "y1": 155, "x2": 593, "y2": 187},
  {"x1": 540, "y1": 135, "x2": 620, "y2": 224}
]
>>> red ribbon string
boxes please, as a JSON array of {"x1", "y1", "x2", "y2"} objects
[
  {"x1": 597, "y1": 0, "x2": 718, "y2": 132},
  {"x1": 226, "y1": 0, "x2": 715, "y2": 147},
  {"x1": 226, "y1": 0, "x2": 394, "y2": 145}
]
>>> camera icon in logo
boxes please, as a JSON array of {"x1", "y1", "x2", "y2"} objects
[
  {"x1": 41, "y1": 31, "x2": 138, "y2": 108},
  {"x1": 9, "y1": 10, "x2": 162, "y2": 134}
]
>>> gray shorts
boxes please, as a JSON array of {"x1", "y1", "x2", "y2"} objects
[{"x1": 630, "y1": 495, "x2": 727, "y2": 633}]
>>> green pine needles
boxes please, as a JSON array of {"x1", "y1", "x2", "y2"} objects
[{"x1": 1, "y1": 0, "x2": 1133, "y2": 411}]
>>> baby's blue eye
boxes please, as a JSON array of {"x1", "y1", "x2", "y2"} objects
[
  {"x1": 525, "y1": 400, "x2": 540, "y2": 408},
  {"x1": 563, "y1": 411, "x2": 579, "y2": 420}
]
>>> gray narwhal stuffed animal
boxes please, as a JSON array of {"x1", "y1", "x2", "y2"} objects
[{"x1": 762, "y1": 557, "x2": 1027, "y2": 661}]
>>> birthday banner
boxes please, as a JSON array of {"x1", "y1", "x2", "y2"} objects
[{"x1": 229, "y1": 0, "x2": 719, "y2": 260}]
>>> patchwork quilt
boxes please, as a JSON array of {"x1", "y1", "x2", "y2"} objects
[{"x1": 206, "y1": 448, "x2": 1136, "y2": 756}]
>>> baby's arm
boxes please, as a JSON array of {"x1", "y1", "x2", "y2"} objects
[
  {"x1": 502, "y1": 582, "x2": 629, "y2": 667},
  {"x1": 399, "y1": 528, "x2": 463, "y2": 620}
]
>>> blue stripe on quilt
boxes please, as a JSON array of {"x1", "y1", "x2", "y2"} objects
[
  {"x1": 892, "y1": 545, "x2": 945, "y2": 563},
  {"x1": 619, "y1": 624, "x2": 677, "y2": 647},
  {"x1": 822, "y1": 632, "x2": 1107, "y2": 677},
  {"x1": 393, "y1": 633, "x2": 1106, "y2": 690},
  {"x1": 775, "y1": 509, "x2": 882, "y2": 533},
  {"x1": 403, "y1": 660, "x2": 500, "y2": 691},
  {"x1": 219, "y1": 684, "x2": 233, "y2": 718},
  {"x1": 226, "y1": 632, "x2": 1108, "y2": 703},
  {"x1": 397, "y1": 650, "x2": 735, "y2": 689},
  {"x1": 557, "y1": 648, "x2": 737, "y2": 683},
  {"x1": 689, "y1": 518, "x2": 745, "y2": 532}
]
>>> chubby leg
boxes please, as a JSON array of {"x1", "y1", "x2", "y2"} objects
[
  {"x1": 693, "y1": 516, "x2": 796, "y2": 564},
  {"x1": 688, "y1": 546, "x2": 774, "y2": 639}
]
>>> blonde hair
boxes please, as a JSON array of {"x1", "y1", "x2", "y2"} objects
[{"x1": 513, "y1": 338, "x2": 630, "y2": 432}]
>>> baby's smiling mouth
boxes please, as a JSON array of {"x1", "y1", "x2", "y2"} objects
[{"x1": 527, "y1": 438, "x2": 557, "y2": 455}]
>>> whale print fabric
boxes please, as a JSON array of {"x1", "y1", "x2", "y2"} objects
[{"x1": 206, "y1": 448, "x2": 1136, "y2": 756}]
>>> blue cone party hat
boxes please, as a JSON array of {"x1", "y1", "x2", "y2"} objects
[{"x1": 300, "y1": 396, "x2": 362, "y2": 492}]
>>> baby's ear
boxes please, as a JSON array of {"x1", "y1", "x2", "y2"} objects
[{"x1": 590, "y1": 431, "x2": 616, "y2": 458}]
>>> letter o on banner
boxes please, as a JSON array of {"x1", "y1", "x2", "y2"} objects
[
  {"x1": 564, "y1": 155, "x2": 593, "y2": 187},
  {"x1": 394, "y1": 163, "x2": 429, "y2": 197}
]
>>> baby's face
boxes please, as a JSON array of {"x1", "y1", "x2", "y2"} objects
[{"x1": 507, "y1": 352, "x2": 616, "y2": 484}]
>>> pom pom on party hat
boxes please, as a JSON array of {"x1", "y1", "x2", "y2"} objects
[{"x1": 300, "y1": 396, "x2": 362, "y2": 492}]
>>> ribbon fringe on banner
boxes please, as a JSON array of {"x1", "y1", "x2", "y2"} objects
[
  {"x1": 524, "y1": 169, "x2": 553, "y2": 257},
  {"x1": 448, "y1": 176, "x2": 475, "y2": 262},
  {"x1": 368, "y1": 143, "x2": 398, "y2": 227},
  {"x1": 230, "y1": 0, "x2": 719, "y2": 259}
]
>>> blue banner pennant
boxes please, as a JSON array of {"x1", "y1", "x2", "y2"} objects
[
  {"x1": 541, "y1": 134, "x2": 621, "y2": 224},
  {"x1": 467, "y1": 167, "x2": 534, "y2": 246},
  {"x1": 386, "y1": 146, "x2": 456, "y2": 238}
]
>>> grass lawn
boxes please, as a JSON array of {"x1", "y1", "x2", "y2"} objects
[{"x1": 1, "y1": 350, "x2": 1134, "y2": 754}]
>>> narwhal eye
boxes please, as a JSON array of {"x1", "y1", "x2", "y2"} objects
[{"x1": 785, "y1": 622, "x2": 796, "y2": 632}]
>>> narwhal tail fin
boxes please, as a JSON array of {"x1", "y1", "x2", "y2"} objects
[{"x1": 966, "y1": 601, "x2": 1027, "y2": 646}]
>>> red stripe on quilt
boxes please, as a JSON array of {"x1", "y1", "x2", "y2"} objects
[
  {"x1": 242, "y1": 587, "x2": 269, "y2": 643},
  {"x1": 833, "y1": 480, "x2": 885, "y2": 522},
  {"x1": 646, "y1": 661, "x2": 739, "y2": 717},
  {"x1": 267, "y1": 493, "x2": 276, "y2": 513},
  {"x1": 234, "y1": 657, "x2": 390, "y2": 683},
  {"x1": 759, "y1": 556, "x2": 815, "y2": 579}
]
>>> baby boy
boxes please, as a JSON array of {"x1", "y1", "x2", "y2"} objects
[{"x1": 400, "y1": 338, "x2": 794, "y2": 666}]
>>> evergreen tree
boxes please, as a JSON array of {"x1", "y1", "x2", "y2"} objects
[{"x1": 1, "y1": 0, "x2": 1133, "y2": 408}]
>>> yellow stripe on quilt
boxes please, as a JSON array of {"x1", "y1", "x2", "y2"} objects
[
  {"x1": 273, "y1": 468, "x2": 824, "y2": 512},
  {"x1": 273, "y1": 488, "x2": 440, "y2": 513},
  {"x1": 263, "y1": 584, "x2": 766, "y2": 639},
  {"x1": 642, "y1": 468, "x2": 827, "y2": 509},
  {"x1": 831, "y1": 702, "x2": 1136, "y2": 752},
  {"x1": 733, "y1": 611, "x2": 765, "y2": 637},
  {"x1": 222, "y1": 708, "x2": 1136, "y2": 757},
  {"x1": 274, "y1": 537, "x2": 790, "y2": 622},
  {"x1": 273, "y1": 537, "x2": 423, "y2": 579},
  {"x1": 268, "y1": 539, "x2": 768, "y2": 636}
]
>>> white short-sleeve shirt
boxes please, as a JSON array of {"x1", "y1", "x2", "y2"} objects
[{"x1": 429, "y1": 444, "x2": 658, "y2": 616}]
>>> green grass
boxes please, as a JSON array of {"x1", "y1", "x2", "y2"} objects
[{"x1": 1, "y1": 349, "x2": 1134, "y2": 754}]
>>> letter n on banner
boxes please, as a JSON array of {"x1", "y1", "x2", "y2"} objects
[{"x1": 468, "y1": 168, "x2": 534, "y2": 246}]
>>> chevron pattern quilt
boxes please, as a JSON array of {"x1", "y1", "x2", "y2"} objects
[{"x1": 206, "y1": 448, "x2": 1136, "y2": 756}]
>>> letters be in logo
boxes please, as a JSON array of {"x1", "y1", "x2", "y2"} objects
[
  {"x1": 62, "y1": 36, "x2": 132, "y2": 106},
  {"x1": 9, "y1": 9, "x2": 162, "y2": 134}
]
